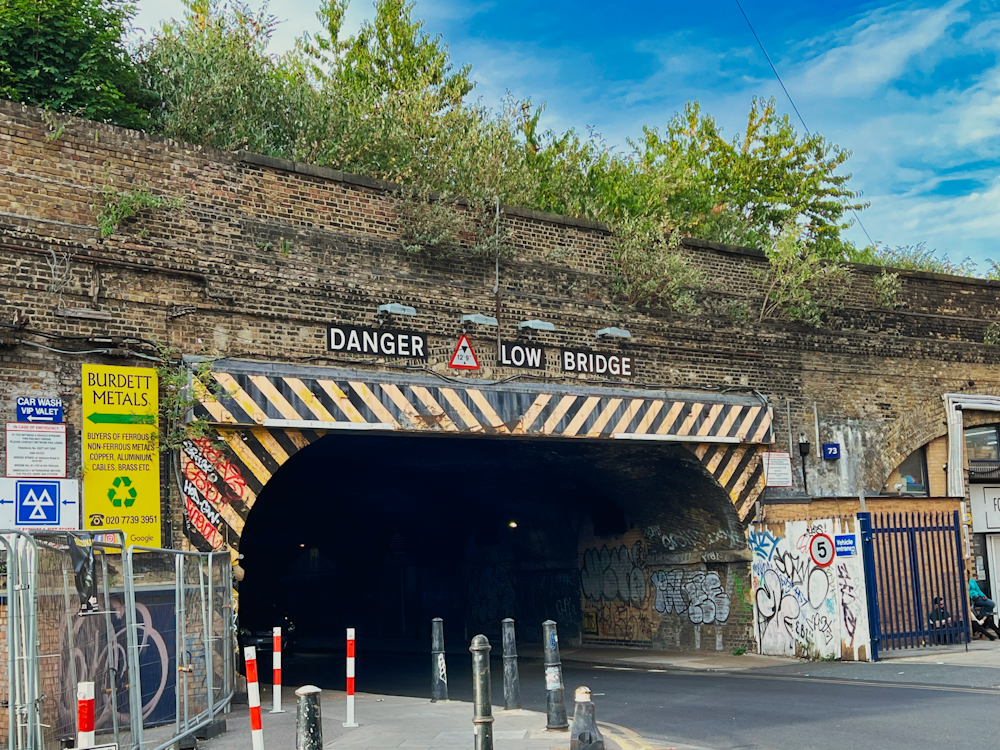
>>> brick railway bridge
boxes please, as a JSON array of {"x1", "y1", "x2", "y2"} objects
[{"x1": 2, "y1": 102, "x2": 1000, "y2": 652}]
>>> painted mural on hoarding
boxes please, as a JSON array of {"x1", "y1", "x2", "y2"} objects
[
  {"x1": 57, "y1": 589, "x2": 177, "y2": 739},
  {"x1": 750, "y1": 518, "x2": 870, "y2": 661}
]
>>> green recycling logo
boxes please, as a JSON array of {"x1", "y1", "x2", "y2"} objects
[{"x1": 107, "y1": 476, "x2": 137, "y2": 508}]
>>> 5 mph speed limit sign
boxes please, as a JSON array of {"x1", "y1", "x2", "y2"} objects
[{"x1": 809, "y1": 533, "x2": 835, "y2": 567}]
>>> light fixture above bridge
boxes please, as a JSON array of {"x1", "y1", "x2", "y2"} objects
[
  {"x1": 517, "y1": 319, "x2": 555, "y2": 332},
  {"x1": 376, "y1": 302, "x2": 417, "y2": 321},
  {"x1": 596, "y1": 327, "x2": 631, "y2": 339},
  {"x1": 461, "y1": 313, "x2": 498, "y2": 327}
]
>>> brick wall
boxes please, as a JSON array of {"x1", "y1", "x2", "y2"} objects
[
  {"x1": 4, "y1": 100, "x2": 1000, "y2": 533},
  {"x1": 761, "y1": 497, "x2": 962, "y2": 524}
]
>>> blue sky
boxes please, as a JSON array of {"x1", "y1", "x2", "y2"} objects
[{"x1": 133, "y1": 0, "x2": 1000, "y2": 266}]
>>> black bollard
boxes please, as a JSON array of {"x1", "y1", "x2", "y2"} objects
[
  {"x1": 542, "y1": 620, "x2": 568, "y2": 730},
  {"x1": 501, "y1": 618, "x2": 521, "y2": 710},
  {"x1": 570, "y1": 686, "x2": 604, "y2": 750},
  {"x1": 470, "y1": 635, "x2": 494, "y2": 750},
  {"x1": 295, "y1": 685, "x2": 323, "y2": 750},
  {"x1": 431, "y1": 617, "x2": 448, "y2": 702}
]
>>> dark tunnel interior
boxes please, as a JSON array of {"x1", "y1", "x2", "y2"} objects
[{"x1": 238, "y1": 431, "x2": 742, "y2": 651}]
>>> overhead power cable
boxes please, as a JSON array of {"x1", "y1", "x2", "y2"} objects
[{"x1": 733, "y1": 0, "x2": 876, "y2": 249}]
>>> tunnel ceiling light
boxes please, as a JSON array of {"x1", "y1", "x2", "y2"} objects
[
  {"x1": 596, "y1": 326, "x2": 631, "y2": 339},
  {"x1": 518, "y1": 319, "x2": 555, "y2": 332},
  {"x1": 461, "y1": 313, "x2": 498, "y2": 327},
  {"x1": 377, "y1": 302, "x2": 417, "y2": 317}
]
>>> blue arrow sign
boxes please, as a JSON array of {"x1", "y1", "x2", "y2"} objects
[
  {"x1": 16, "y1": 396, "x2": 63, "y2": 423},
  {"x1": 0, "y1": 499, "x2": 11, "y2": 505}
]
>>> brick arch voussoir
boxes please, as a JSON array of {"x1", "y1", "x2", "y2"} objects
[{"x1": 880, "y1": 388, "x2": 1000, "y2": 482}]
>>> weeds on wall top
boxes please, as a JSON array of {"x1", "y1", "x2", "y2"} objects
[
  {"x1": 873, "y1": 269, "x2": 901, "y2": 309},
  {"x1": 755, "y1": 223, "x2": 850, "y2": 327},
  {"x1": 609, "y1": 216, "x2": 702, "y2": 313},
  {"x1": 95, "y1": 184, "x2": 183, "y2": 237},
  {"x1": 396, "y1": 187, "x2": 514, "y2": 260}
]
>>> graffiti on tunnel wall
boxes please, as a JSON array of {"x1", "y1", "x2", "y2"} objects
[
  {"x1": 579, "y1": 537, "x2": 741, "y2": 644},
  {"x1": 750, "y1": 518, "x2": 870, "y2": 661}
]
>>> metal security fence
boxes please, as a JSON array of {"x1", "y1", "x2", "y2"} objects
[
  {"x1": 0, "y1": 531, "x2": 234, "y2": 750},
  {"x1": 861, "y1": 511, "x2": 969, "y2": 656}
]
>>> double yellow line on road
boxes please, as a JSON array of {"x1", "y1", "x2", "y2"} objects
[{"x1": 599, "y1": 720, "x2": 678, "y2": 750}]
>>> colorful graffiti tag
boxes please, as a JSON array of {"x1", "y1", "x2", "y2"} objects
[{"x1": 750, "y1": 519, "x2": 870, "y2": 660}]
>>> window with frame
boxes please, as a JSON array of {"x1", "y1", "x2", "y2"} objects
[
  {"x1": 896, "y1": 446, "x2": 928, "y2": 495},
  {"x1": 966, "y1": 425, "x2": 1000, "y2": 462}
]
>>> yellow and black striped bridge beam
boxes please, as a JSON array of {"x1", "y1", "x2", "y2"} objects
[{"x1": 183, "y1": 362, "x2": 773, "y2": 553}]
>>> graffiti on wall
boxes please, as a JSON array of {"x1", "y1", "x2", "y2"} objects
[
  {"x1": 180, "y1": 438, "x2": 249, "y2": 552},
  {"x1": 750, "y1": 520, "x2": 870, "y2": 660},
  {"x1": 651, "y1": 570, "x2": 731, "y2": 625},
  {"x1": 580, "y1": 538, "x2": 738, "y2": 642}
]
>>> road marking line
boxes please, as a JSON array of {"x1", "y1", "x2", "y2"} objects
[{"x1": 584, "y1": 663, "x2": 1000, "y2": 695}]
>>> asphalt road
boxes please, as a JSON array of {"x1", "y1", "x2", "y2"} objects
[{"x1": 280, "y1": 651, "x2": 1000, "y2": 750}]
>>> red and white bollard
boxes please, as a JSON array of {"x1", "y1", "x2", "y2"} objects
[
  {"x1": 271, "y1": 626, "x2": 284, "y2": 713},
  {"x1": 77, "y1": 681, "x2": 95, "y2": 749},
  {"x1": 244, "y1": 645, "x2": 265, "y2": 750},
  {"x1": 344, "y1": 627, "x2": 358, "y2": 727}
]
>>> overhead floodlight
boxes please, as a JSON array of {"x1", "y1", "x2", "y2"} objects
[
  {"x1": 461, "y1": 313, "x2": 498, "y2": 327},
  {"x1": 518, "y1": 319, "x2": 555, "y2": 332},
  {"x1": 596, "y1": 326, "x2": 631, "y2": 339},
  {"x1": 377, "y1": 302, "x2": 416, "y2": 317}
]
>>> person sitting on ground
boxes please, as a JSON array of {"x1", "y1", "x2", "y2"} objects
[
  {"x1": 971, "y1": 609, "x2": 999, "y2": 640},
  {"x1": 929, "y1": 597, "x2": 956, "y2": 643},
  {"x1": 969, "y1": 573, "x2": 996, "y2": 616}
]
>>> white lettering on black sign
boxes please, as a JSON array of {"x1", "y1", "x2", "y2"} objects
[
  {"x1": 561, "y1": 349, "x2": 633, "y2": 378},
  {"x1": 327, "y1": 325, "x2": 428, "y2": 360},
  {"x1": 499, "y1": 341, "x2": 546, "y2": 370}
]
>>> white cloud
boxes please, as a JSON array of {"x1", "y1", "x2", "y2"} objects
[{"x1": 789, "y1": 0, "x2": 969, "y2": 98}]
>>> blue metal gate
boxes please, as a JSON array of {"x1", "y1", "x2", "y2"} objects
[{"x1": 859, "y1": 511, "x2": 969, "y2": 660}]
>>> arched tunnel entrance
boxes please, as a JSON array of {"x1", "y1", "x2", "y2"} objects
[{"x1": 237, "y1": 430, "x2": 751, "y2": 672}]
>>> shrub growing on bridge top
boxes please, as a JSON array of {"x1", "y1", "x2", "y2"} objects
[{"x1": 1, "y1": 0, "x2": 892, "y2": 309}]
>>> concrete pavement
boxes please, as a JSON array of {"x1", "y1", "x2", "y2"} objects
[{"x1": 203, "y1": 689, "x2": 657, "y2": 750}]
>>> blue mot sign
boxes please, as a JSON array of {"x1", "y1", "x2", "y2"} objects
[{"x1": 16, "y1": 396, "x2": 63, "y2": 423}]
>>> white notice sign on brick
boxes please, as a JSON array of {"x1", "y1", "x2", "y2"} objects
[
  {"x1": 762, "y1": 451, "x2": 794, "y2": 487},
  {"x1": 5, "y1": 422, "x2": 67, "y2": 478}
]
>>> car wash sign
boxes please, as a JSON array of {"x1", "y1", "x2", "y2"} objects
[{"x1": 327, "y1": 325, "x2": 428, "y2": 360}]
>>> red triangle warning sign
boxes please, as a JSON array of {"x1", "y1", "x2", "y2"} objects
[{"x1": 448, "y1": 334, "x2": 480, "y2": 370}]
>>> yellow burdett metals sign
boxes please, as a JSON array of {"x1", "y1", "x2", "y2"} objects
[{"x1": 82, "y1": 364, "x2": 160, "y2": 546}]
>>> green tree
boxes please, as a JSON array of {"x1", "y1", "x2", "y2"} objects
[
  {"x1": 0, "y1": 0, "x2": 154, "y2": 128},
  {"x1": 636, "y1": 98, "x2": 867, "y2": 256},
  {"x1": 138, "y1": 0, "x2": 309, "y2": 156}
]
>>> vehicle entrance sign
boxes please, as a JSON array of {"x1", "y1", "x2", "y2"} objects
[
  {"x1": 448, "y1": 334, "x2": 479, "y2": 370},
  {"x1": 5, "y1": 422, "x2": 67, "y2": 477}
]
